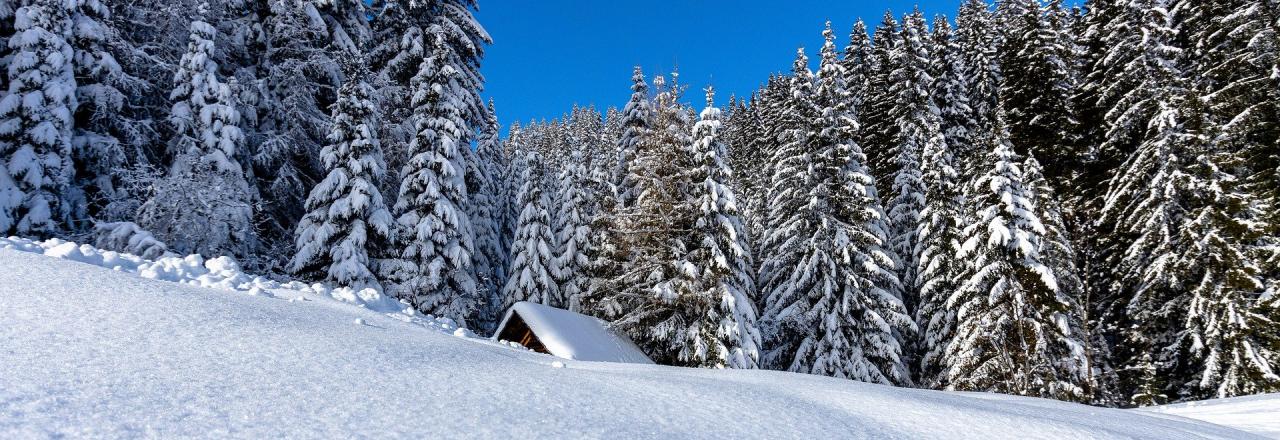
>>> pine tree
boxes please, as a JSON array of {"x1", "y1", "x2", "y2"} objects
[
  {"x1": 614, "y1": 66, "x2": 651, "y2": 209},
  {"x1": 370, "y1": 0, "x2": 489, "y2": 185},
  {"x1": 930, "y1": 15, "x2": 978, "y2": 181},
  {"x1": 842, "y1": 19, "x2": 875, "y2": 113},
  {"x1": 138, "y1": 13, "x2": 256, "y2": 260},
  {"x1": 288, "y1": 57, "x2": 392, "y2": 291},
  {"x1": 381, "y1": 37, "x2": 478, "y2": 326},
  {"x1": 957, "y1": 0, "x2": 1002, "y2": 139},
  {"x1": 1175, "y1": 144, "x2": 1280, "y2": 399},
  {"x1": 502, "y1": 150, "x2": 558, "y2": 309},
  {"x1": 914, "y1": 21, "x2": 968, "y2": 384},
  {"x1": 946, "y1": 111, "x2": 1089, "y2": 401},
  {"x1": 886, "y1": 11, "x2": 940, "y2": 311},
  {"x1": 0, "y1": 0, "x2": 75, "y2": 237},
  {"x1": 758, "y1": 50, "x2": 820, "y2": 329},
  {"x1": 607, "y1": 74, "x2": 701, "y2": 365},
  {"x1": 472, "y1": 100, "x2": 507, "y2": 331},
  {"x1": 762, "y1": 38, "x2": 912, "y2": 384},
  {"x1": 246, "y1": 0, "x2": 354, "y2": 265},
  {"x1": 723, "y1": 93, "x2": 769, "y2": 250},
  {"x1": 686, "y1": 86, "x2": 762, "y2": 369},
  {"x1": 554, "y1": 145, "x2": 592, "y2": 311},
  {"x1": 1024, "y1": 155, "x2": 1095, "y2": 398},
  {"x1": 66, "y1": 0, "x2": 144, "y2": 228}
]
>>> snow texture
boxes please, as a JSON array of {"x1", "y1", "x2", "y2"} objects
[
  {"x1": 494, "y1": 301, "x2": 653, "y2": 364},
  {"x1": 0, "y1": 237, "x2": 1269, "y2": 438},
  {"x1": 1142, "y1": 394, "x2": 1280, "y2": 439}
]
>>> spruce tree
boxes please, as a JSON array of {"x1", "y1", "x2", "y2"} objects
[
  {"x1": 289, "y1": 57, "x2": 392, "y2": 291},
  {"x1": 758, "y1": 51, "x2": 820, "y2": 330},
  {"x1": 554, "y1": 146, "x2": 592, "y2": 311},
  {"x1": 914, "y1": 23, "x2": 968, "y2": 384},
  {"x1": 138, "y1": 13, "x2": 256, "y2": 260},
  {"x1": 1000, "y1": 0, "x2": 1079, "y2": 183},
  {"x1": 614, "y1": 67, "x2": 651, "y2": 209},
  {"x1": 946, "y1": 111, "x2": 1089, "y2": 401},
  {"x1": 861, "y1": 11, "x2": 903, "y2": 184},
  {"x1": 957, "y1": 0, "x2": 1002, "y2": 139},
  {"x1": 471, "y1": 101, "x2": 507, "y2": 330},
  {"x1": 1175, "y1": 144, "x2": 1280, "y2": 399},
  {"x1": 0, "y1": 0, "x2": 74, "y2": 237},
  {"x1": 686, "y1": 86, "x2": 762, "y2": 369},
  {"x1": 381, "y1": 38, "x2": 478, "y2": 326},
  {"x1": 930, "y1": 15, "x2": 977, "y2": 181},
  {"x1": 762, "y1": 39, "x2": 912, "y2": 384},
  {"x1": 607, "y1": 74, "x2": 699, "y2": 365},
  {"x1": 886, "y1": 11, "x2": 941, "y2": 311},
  {"x1": 503, "y1": 151, "x2": 558, "y2": 309},
  {"x1": 842, "y1": 19, "x2": 875, "y2": 113}
]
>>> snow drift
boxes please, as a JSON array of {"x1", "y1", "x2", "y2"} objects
[{"x1": 0, "y1": 238, "x2": 1269, "y2": 438}]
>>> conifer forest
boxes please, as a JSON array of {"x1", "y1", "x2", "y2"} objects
[{"x1": 1, "y1": 0, "x2": 1278, "y2": 409}]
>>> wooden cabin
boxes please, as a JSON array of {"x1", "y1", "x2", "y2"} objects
[{"x1": 493, "y1": 302, "x2": 653, "y2": 364}]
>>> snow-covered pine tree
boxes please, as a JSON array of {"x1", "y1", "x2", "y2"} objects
[
  {"x1": 606, "y1": 73, "x2": 702, "y2": 365},
  {"x1": 1175, "y1": 0, "x2": 1280, "y2": 347},
  {"x1": 502, "y1": 150, "x2": 558, "y2": 309},
  {"x1": 841, "y1": 19, "x2": 875, "y2": 113},
  {"x1": 1096, "y1": 1, "x2": 1210, "y2": 403},
  {"x1": 685, "y1": 86, "x2": 761, "y2": 369},
  {"x1": 914, "y1": 21, "x2": 968, "y2": 385},
  {"x1": 886, "y1": 11, "x2": 940, "y2": 311},
  {"x1": 956, "y1": 0, "x2": 1001, "y2": 140},
  {"x1": 762, "y1": 37, "x2": 912, "y2": 384},
  {"x1": 1073, "y1": 0, "x2": 1137, "y2": 204},
  {"x1": 288, "y1": 56, "x2": 392, "y2": 292},
  {"x1": 722, "y1": 93, "x2": 769, "y2": 248},
  {"x1": 66, "y1": 0, "x2": 146, "y2": 228},
  {"x1": 370, "y1": 0, "x2": 489, "y2": 183},
  {"x1": 946, "y1": 110, "x2": 1089, "y2": 402},
  {"x1": 1174, "y1": 130, "x2": 1280, "y2": 400},
  {"x1": 0, "y1": 0, "x2": 75, "y2": 237},
  {"x1": 957, "y1": 0, "x2": 1003, "y2": 181},
  {"x1": 930, "y1": 15, "x2": 977, "y2": 182},
  {"x1": 246, "y1": 0, "x2": 351, "y2": 266},
  {"x1": 1023, "y1": 154, "x2": 1097, "y2": 398},
  {"x1": 472, "y1": 100, "x2": 507, "y2": 331},
  {"x1": 138, "y1": 12, "x2": 256, "y2": 259},
  {"x1": 757, "y1": 50, "x2": 820, "y2": 334},
  {"x1": 581, "y1": 160, "x2": 625, "y2": 316},
  {"x1": 380, "y1": 37, "x2": 478, "y2": 326},
  {"x1": 749, "y1": 75, "x2": 792, "y2": 265},
  {"x1": 614, "y1": 66, "x2": 650, "y2": 209},
  {"x1": 554, "y1": 145, "x2": 592, "y2": 312}
]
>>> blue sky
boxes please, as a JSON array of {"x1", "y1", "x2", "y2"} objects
[{"x1": 477, "y1": 1, "x2": 994, "y2": 130}]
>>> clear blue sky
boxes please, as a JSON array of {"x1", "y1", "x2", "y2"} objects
[{"x1": 476, "y1": 1, "x2": 996, "y2": 130}]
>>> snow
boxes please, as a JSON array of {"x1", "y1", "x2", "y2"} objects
[
  {"x1": 1142, "y1": 394, "x2": 1280, "y2": 439},
  {"x1": 0, "y1": 237, "x2": 1269, "y2": 438},
  {"x1": 496, "y1": 301, "x2": 653, "y2": 364}
]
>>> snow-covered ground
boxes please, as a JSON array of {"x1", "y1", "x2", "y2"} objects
[
  {"x1": 0, "y1": 237, "x2": 1271, "y2": 439},
  {"x1": 1142, "y1": 394, "x2": 1280, "y2": 439}
]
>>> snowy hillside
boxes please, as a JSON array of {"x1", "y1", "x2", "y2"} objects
[
  {"x1": 0, "y1": 238, "x2": 1268, "y2": 439},
  {"x1": 1144, "y1": 395, "x2": 1280, "y2": 439}
]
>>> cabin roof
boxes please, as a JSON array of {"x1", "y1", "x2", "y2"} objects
[{"x1": 493, "y1": 302, "x2": 653, "y2": 364}]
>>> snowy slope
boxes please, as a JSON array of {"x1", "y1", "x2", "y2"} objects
[
  {"x1": 0, "y1": 239, "x2": 1266, "y2": 439},
  {"x1": 1142, "y1": 395, "x2": 1280, "y2": 439}
]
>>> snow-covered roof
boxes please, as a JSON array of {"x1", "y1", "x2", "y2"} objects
[{"x1": 494, "y1": 302, "x2": 653, "y2": 364}]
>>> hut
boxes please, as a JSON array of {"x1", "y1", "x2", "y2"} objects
[{"x1": 493, "y1": 302, "x2": 653, "y2": 364}]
